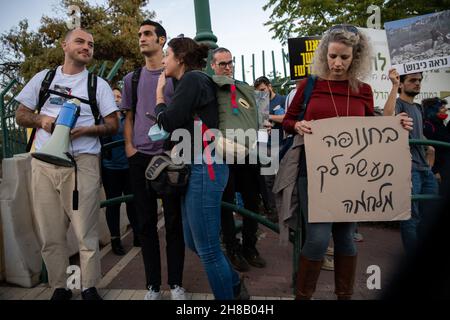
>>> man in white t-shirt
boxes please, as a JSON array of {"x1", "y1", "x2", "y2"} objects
[{"x1": 15, "y1": 28, "x2": 118, "y2": 300}]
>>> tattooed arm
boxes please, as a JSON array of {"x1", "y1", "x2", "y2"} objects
[
  {"x1": 15, "y1": 104, "x2": 55, "y2": 133},
  {"x1": 70, "y1": 111, "x2": 119, "y2": 140}
]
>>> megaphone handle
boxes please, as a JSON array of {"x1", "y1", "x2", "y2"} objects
[
  {"x1": 51, "y1": 116, "x2": 58, "y2": 133},
  {"x1": 65, "y1": 152, "x2": 79, "y2": 211}
]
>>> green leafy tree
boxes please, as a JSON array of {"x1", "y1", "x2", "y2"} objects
[
  {"x1": 263, "y1": 0, "x2": 450, "y2": 45},
  {"x1": 0, "y1": 0, "x2": 157, "y2": 88}
]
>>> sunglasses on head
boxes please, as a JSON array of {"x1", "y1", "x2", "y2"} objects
[{"x1": 329, "y1": 24, "x2": 359, "y2": 35}]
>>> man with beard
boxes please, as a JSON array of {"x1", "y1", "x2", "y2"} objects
[
  {"x1": 384, "y1": 69, "x2": 438, "y2": 256},
  {"x1": 15, "y1": 28, "x2": 119, "y2": 300},
  {"x1": 120, "y1": 20, "x2": 186, "y2": 300}
]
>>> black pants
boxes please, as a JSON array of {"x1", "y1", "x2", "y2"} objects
[
  {"x1": 102, "y1": 167, "x2": 138, "y2": 238},
  {"x1": 221, "y1": 164, "x2": 260, "y2": 251},
  {"x1": 128, "y1": 152, "x2": 185, "y2": 288}
]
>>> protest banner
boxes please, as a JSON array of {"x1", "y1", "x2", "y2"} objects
[
  {"x1": 287, "y1": 28, "x2": 450, "y2": 110},
  {"x1": 287, "y1": 36, "x2": 321, "y2": 80},
  {"x1": 384, "y1": 10, "x2": 450, "y2": 75},
  {"x1": 304, "y1": 116, "x2": 411, "y2": 223}
]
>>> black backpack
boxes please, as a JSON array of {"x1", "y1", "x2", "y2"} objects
[{"x1": 26, "y1": 68, "x2": 100, "y2": 152}]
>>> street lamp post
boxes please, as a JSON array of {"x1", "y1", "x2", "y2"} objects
[
  {"x1": 193, "y1": 0, "x2": 218, "y2": 49},
  {"x1": 193, "y1": 0, "x2": 218, "y2": 75}
]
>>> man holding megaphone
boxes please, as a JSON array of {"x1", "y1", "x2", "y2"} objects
[{"x1": 15, "y1": 28, "x2": 119, "y2": 300}]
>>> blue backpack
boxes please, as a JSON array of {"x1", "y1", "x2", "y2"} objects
[{"x1": 279, "y1": 75, "x2": 317, "y2": 160}]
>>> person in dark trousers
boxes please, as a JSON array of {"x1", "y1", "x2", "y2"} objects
[
  {"x1": 422, "y1": 97, "x2": 450, "y2": 191},
  {"x1": 211, "y1": 47, "x2": 266, "y2": 272},
  {"x1": 254, "y1": 76, "x2": 286, "y2": 223},
  {"x1": 101, "y1": 88, "x2": 139, "y2": 255},
  {"x1": 120, "y1": 20, "x2": 185, "y2": 300},
  {"x1": 384, "y1": 68, "x2": 439, "y2": 257}
]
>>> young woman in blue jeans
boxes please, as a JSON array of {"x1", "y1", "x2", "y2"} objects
[{"x1": 155, "y1": 37, "x2": 246, "y2": 300}]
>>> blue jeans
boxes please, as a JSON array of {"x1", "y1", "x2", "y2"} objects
[
  {"x1": 401, "y1": 168, "x2": 438, "y2": 255},
  {"x1": 181, "y1": 163, "x2": 240, "y2": 299},
  {"x1": 297, "y1": 176, "x2": 356, "y2": 261}
]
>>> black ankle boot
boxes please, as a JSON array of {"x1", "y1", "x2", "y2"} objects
[{"x1": 111, "y1": 238, "x2": 126, "y2": 256}]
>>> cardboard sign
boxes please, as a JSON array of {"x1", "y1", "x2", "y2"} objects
[
  {"x1": 384, "y1": 10, "x2": 450, "y2": 75},
  {"x1": 288, "y1": 36, "x2": 321, "y2": 80},
  {"x1": 304, "y1": 116, "x2": 411, "y2": 223}
]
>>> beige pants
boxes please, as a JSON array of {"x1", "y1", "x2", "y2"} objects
[{"x1": 31, "y1": 154, "x2": 101, "y2": 289}]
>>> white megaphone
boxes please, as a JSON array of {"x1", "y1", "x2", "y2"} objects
[{"x1": 32, "y1": 98, "x2": 81, "y2": 167}]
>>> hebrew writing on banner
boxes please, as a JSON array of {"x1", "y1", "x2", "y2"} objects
[
  {"x1": 384, "y1": 10, "x2": 450, "y2": 75},
  {"x1": 305, "y1": 116, "x2": 411, "y2": 223}
]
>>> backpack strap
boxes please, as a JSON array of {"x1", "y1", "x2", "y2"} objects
[
  {"x1": 298, "y1": 75, "x2": 317, "y2": 121},
  {"x1": 131, "y1": 67, "x2": 142, "y2": 122},
  {"x1": 26, "y1": 69, "x2": 100, "y2": 152},
  {"x1": 87, "y1": 72, "x2": 100, "y2": 125},
  {"x1": 230, "y1": 84, "x2": 239, "y2": 115},
  {"x1": 45, "y1": 72, "x2": 99, "y2": 123},
  {"x1": 194, "y1": 116, "x2": 215, "y2": 181},
  {"x1": 278, "y1": 75, "x2": 316, "y2": 160},
  {"x1": 26, "y1": 69, "x2": 56, "y2": 152}
]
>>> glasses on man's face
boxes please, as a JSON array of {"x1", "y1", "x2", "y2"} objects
[
  {"x1": 329, "y1": 24, "x2": 359, "y2": 35},
  {"x1": 216, "y1": 60, "x2": 234, "y2": 69}
]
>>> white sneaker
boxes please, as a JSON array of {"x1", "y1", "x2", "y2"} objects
[
  {"x1": 170, "y1": 285, "x2": 187, "y2": 300},
  {"x1": 144, "y1": 287, "x2": 162, "y2": 300}
]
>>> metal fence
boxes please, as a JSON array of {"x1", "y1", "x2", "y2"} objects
[{"x1": 232, "y1": 49, "x2": 292, "y2": 94}]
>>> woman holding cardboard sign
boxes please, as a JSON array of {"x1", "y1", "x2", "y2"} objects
[{"x1": 283, "y1": 25, "x2": 412, "y2": 300}]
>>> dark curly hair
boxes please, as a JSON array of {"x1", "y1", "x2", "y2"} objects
[{"x1": 168, "y1": 37, "x2": 209, "y2": 72}]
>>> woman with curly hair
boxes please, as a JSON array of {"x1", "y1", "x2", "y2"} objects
[{"x1": 282, "y1": 25, "x2": 412, "y2": 300}]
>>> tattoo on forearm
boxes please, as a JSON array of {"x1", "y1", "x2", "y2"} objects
[
  {"x1": 16, "y1": 110, "x2": 42, "y2": 128},
  {"x1": 96, "y1": 123, "x2": 116, "y2": 136}
]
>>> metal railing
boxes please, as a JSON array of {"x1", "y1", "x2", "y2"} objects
[
  {"x1": 0, "y1": 79, "x2": 27, "y2": 158},
  {"x1": 96, "y1": 138, "x2": 449, "y2": 292},
  {"x1": 232, "y1": 49, "x2": 292, "y2": 94}
]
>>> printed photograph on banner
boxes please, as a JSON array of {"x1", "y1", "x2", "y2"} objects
[
  {"x1": 287, "y1": 36, "x2": 321, "y2": 80},
  {"x1": 304, "y1": 117, "x2": 411, "y2": 223},
  {"x1": 359, "y1": 27, "x2": 450, "y2": 110},
  {"x1": 384, "y1": 10, "x2": 450, "y2": 75}
]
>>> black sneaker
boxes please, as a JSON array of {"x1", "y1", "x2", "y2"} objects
[
  {"x1": 243, "y1": 247, "x2": 266, "y2": 268},
  {"x1": 226, "y1": 247, "x2": 250, "y2": 272},
  {"x1": 111, "y1": 238, "x2": 126, "y2": 256},
  {"x1": 50, "y1": 288, "x2": 72, "y2": 300},
  {"x1": 81, "y1": 287, "x2": 103, "y2": 300},
  {"x1": 234, "y1": 278, "x2": 250, "y2": 300}
]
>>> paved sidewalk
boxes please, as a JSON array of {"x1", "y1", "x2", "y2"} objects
[
  {"x1": 104, "y1": 223, "x2": 403, "y2": 300},
  {"x1": 0, "y1": 221, "x2": 404, "y2": 300}
]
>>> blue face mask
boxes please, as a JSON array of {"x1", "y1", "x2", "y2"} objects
[{"x1": 148, "y1": 123, "x2": 169, "y2": 141}]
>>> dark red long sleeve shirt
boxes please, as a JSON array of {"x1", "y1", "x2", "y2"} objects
[
  {"x1": 283, "y1": 77, "x2": 375, "y2": 177},
  {"x1": 282, "y1": 78, "x2": 375, "y2": 134}
]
